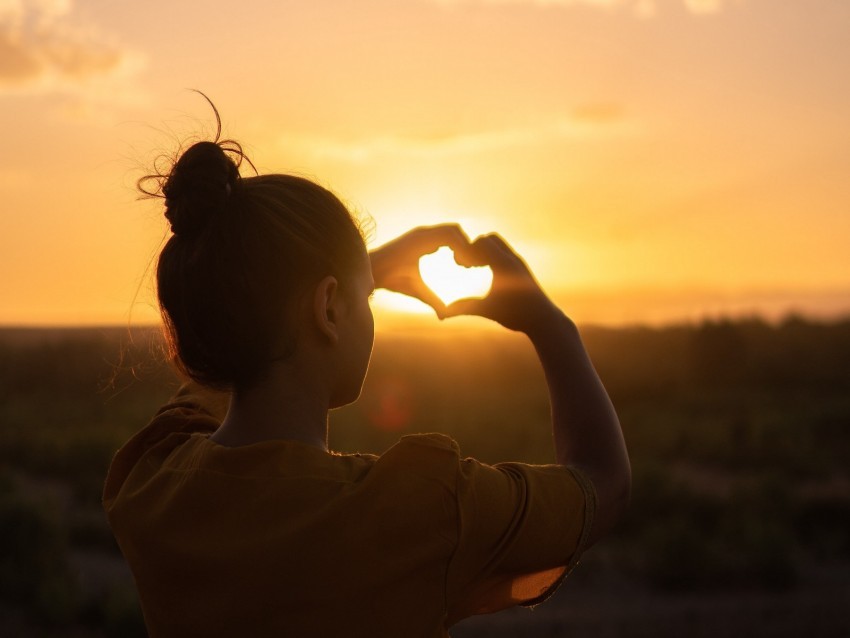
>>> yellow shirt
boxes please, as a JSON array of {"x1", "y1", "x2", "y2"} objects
[{"x1": 103, "y1": 385, "x2": 596, "y2": 638}]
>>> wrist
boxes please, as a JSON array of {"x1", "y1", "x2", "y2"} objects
[{"x1": 523, "y1": 304, "x2": 578, "y2": 344}]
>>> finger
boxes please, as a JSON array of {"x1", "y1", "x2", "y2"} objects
[
  {"x1": 452, "y1": 234, "x2": 511, "y2": 268},
  {"x1": 410, "y1": 224, "x2": 473, "y2": 255},
  {"x1": 408, "y1": 281, "x2": 448, "y2": 318},
  {"x1": 481, "y1": 233, "x2": 517, "y2": 258},
  {"x1": 483, "y1": 234, "x2": 533, "y2": 272},
  {"x1": 385, "y1": 274, "x2": 449, "y2": 317},
  {"x1": 457, "y1": 235, "x2": 533, "y2": 281},
  {"x1": 450, "y1": 235, "x2": 488, "y2": 267},
  {"x1": 442, "y1": 297, "x2": 486, "y2": 319}
]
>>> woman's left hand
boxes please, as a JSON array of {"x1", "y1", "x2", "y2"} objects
[{"x1": 369, "y1": 224, "x2": 472, "y2": 318}]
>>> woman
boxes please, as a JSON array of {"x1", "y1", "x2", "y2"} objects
[{"x1": 103, "y1": 121, "x2": 630, "y2": 637}]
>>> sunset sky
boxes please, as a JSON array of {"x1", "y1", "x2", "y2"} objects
[{"x1": 1, "y1": 0, "x2": 848, "y2": 327}]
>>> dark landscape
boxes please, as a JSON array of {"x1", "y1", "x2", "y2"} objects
[{"x1": 1, "y1": 317, "x2": 848, "y2": 637}]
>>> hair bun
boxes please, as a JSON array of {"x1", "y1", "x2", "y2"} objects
[{"x1": 163, "y1": 141, "x2": 239, "y2": 238}]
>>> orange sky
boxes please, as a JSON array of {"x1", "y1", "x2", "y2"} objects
[{"x1": 1, "y1": 0, "x2": 848, "y2": 327}]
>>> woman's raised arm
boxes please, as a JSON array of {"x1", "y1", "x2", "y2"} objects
[{"x1": 443, "y1": 233, "x2": 631, "y2": 546}]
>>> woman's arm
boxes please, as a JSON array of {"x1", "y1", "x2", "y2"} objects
[
  {"x1": 441, "y1": 233, "x2": 631, "y2": 545},
  {"x1": 525, "y1": 311, "x2": 630, "y2": 544},
  {"x1": 370, "y1": 225, "x2": 630, "y2": 544}
]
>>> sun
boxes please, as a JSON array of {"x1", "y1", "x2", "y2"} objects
[{"x1": 418, "y1": 247, "x2": 493, "y2": 306}]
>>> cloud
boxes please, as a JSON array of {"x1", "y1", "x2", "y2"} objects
[
  {"x1": 570, "y1": 102, "x2": 625, "y2": 123},
  {"x1": 286, "y1": 108, "x2": 635, "y2": 163},
  {"x1": 300, "y1": 128, "x2": 543, "y2": 163},
  {"x1": 430, "y1": 0, "x2": 735, "y2": 16},
  {"x1": 682, "y1": 0, "x2": 725, "y2": 14},
  {"x1": 0, "y1": 0, "x2": 145, "y2": 98}
]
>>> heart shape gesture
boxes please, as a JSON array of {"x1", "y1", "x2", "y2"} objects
[
  {"x1": 370, "y1": 225, "x2": 488, "y2": 316},
  {"x1": 419, "y1": 246, "x2": 493, "y2": 306},
  {"x1": 372, "y1": 225, "x2": 550, "y2": 331}
]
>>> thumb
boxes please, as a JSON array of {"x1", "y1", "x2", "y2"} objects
[
  {"x1": 442, "y1": 298, "x2": 485, "y2": 319},
  {"x1": 411, "y1": 284, "x2": 448, "y2": 319}
]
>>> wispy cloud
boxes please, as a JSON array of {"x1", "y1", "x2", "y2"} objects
[
  {"x1": 284, "y1": 108, "x2": 636, "y2": 163},
  {"x1": 0, "y1": 0, "x2": 145, "y2": 101},
  {"x1": 681, "y1": 0, "x2": 726, "y2": 14},
  {"x1": 430, "y1": 0, "x2": 735, "y2": 16}
]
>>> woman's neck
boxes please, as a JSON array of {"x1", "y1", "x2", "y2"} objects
[{"x1": 210, "y1": 359, "x2": 331, "y2": 451}]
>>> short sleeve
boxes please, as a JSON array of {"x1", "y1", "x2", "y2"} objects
[
  {"x1": 445, "y1": 455, "x2": 596, "y2": 621},
  {"x1": 102, "y1": 382, "x2": 227, "y2": 509},
  {"x1": 164, "y1": 381, "x2": 230, "y2": 421}
]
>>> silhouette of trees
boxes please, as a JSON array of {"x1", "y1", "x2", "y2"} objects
[{"x1": 0, "y1": 317, "x2": 849, "y2": 633}]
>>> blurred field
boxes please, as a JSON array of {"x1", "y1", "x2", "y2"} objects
[{"x1": 0, "y1": 318, "x2": 849, "y2": 636}]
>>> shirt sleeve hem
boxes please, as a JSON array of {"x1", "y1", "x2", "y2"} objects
[{"x1": 518, "y1": 464, "x2": 598, "y2": 608}]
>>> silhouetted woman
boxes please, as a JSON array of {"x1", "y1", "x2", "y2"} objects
[{"x1": 103, "y1": 112, "x2": 630, "y2": 637}]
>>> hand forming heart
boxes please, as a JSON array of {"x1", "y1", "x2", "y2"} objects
[
  {"x1": 418, "y1": 246, "x2": 493, "y2": 306},
  {"x1": 369, "y1": 224, "x2": 479, "y2": 317},
  {"x1": 371, "y1": 224, "x2": 553, "y2": 331}
]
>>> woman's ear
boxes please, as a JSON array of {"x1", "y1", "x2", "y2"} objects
[{"x1": 312, "y1": 275, "x2": 341, "y2": 345}]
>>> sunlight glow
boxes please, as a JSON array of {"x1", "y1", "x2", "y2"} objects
[
  {"x1": 419, "y1": 247, "x2": 493, "y2": 305},
  {"x1": 2, "y1": 0, "x2": 849, "y2": 327},
  {"x1": 372, "y1": 289, "x2": 433, "y2": 315}
]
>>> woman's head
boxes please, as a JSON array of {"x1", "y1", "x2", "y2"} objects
[{"x1": 146, "y1": 137, "x2": 367, "y2": 392}]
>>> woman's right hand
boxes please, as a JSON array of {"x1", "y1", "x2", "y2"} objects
[
  {"x1": 443, "y1": 234, "x2": 564, "y2": 335},
  {"x1": 370, "y1": 224, "x2": 473, "y2": 317}
]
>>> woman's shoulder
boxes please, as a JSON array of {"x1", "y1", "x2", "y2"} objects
[
  {"x1": 103, "y1": 382, "x2": 228, "y2": 505},
  {"x1": 158, "y1": 381, "x2": 230, "y2": 420},
  {"x1": 396, "y1": 432, "x2": 460, "y2": 452},
  {"x1": 381, "y1": 432, "x2": 462, "y2": 462},
  {"x1": 364, "y1": 433, "x2": 463, "y2": 490}
]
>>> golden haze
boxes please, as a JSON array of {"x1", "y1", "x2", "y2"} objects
[{"x1": 0, "y1": 0, "x2": 848, "y2": 327}]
